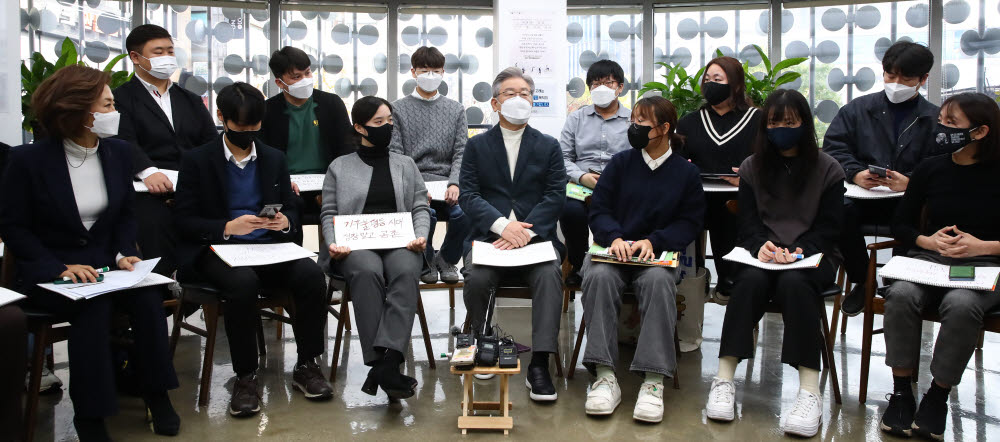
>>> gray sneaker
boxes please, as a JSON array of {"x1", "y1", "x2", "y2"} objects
[
  {"x1": 433, "y1": 253, "x2": 460, "y2": 284},
  {"x1": 420, "y1": 266, "x2": 439, "y2": 284}
]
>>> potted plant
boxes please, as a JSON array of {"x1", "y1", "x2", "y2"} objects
[{"x1": 21, "y1": 37, "x2": 132, "y2": 135}]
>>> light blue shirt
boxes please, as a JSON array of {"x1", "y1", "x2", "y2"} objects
[{"x1": 560, "y1": 103, "x2": 633, "y2": 184}]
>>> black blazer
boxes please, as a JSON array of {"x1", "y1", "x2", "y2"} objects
[
  {"x1": 113, "y1": 76, "x2": 218, "y2": 174},
  {"x1": 0, "y1": 138, "x2": 139, "y2": 287},
  {"x1": 173, "y1": 135, "x2": 300, "y2": 280},
  {"x1": 259, "y1": 89, "x2": 356, "y2": 167},
  {"x1": 458, "y1": 125, "x2": 567, "y2": 256}
]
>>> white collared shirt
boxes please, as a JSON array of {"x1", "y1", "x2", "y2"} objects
[
  {"x1": 135, "y1": 75, "x2": 174, "y2": 180},
  {"x1": 490, "y1": 125, "x2": 536, "y2": 239},
  {"x1": 641, "y1": 146, "x2": 672, "y2": 170},
  {"x1": 223, "y1": 137, "x2": 258, "y2": 169},
  {"x1": 411, "y1": 88, "x2": 441, "y2": 101}
]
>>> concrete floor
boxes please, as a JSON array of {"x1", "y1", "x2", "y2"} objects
[{"x1": 31, "y1": 227, "x2": 1000, "y2": 441}]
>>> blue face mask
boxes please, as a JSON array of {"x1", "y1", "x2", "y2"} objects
[{"x1": 767, "y1": 126, "x2": 805, "y2": 151}]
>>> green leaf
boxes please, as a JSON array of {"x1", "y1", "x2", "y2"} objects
[
  {"x1": 773, "y1": 57, "x2": 808, "y2": 73},
  {"x1": 60, "y1": 38, "x2": 78, "y2": 65},
  {"x1": 774, "y1": 71, "x2": 801, "y2": 86},
  {"x1": 715, "y1": 48, "x2": 724, "y2": 58},
  {"x1": 103, "y1": 53, "x2": 128, "y2": 72},
  {"x1": 754, "y1": 45, "x2": 771, "y2": 74}
]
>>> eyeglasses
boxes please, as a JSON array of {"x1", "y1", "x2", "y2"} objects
[
  {"x1": 415, "y1": 69, "x2": 445, "y2": 75},
  {"x1": 590, "y1": 80, "x2": 619, "y2": 89},
  {"x1": 499, "y1": 89, "x2": 532, "y2": 99}
]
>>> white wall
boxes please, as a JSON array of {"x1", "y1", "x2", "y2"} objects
[{"x1": 0, "y1": 1, "x2": 21, "y2": 146}]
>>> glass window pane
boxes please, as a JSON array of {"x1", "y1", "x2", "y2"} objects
[
  {"x1": 566, "y1": 10, "x2": 643, "y2": 115},
  {"x1": 146, "y1": 2, "x2": 270, "y2": 122},
  {"x1": 20, "y1": 0, "x2": 132, "y2": 71},
  {"x1": 397, "y1": 10, "x2": 494, "y2": 125},
  {"x1": 942, "y1": 0, "x2": 1000, "y2": 97}
]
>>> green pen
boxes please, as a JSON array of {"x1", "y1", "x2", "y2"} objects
[
  {"x1": 54, "y1": 274, "x2": 104, "y2": 285},
  {"x1": 55, "y1": 266, "x2": 109, "y2": 284}
]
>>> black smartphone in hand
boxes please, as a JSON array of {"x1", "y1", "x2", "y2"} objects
[
  {"x1": 868, "y1": 165, "x2": 888, "y2": 178},
  {"x1": 257, "y1": 204, "x2": 282, "y2": 219}
]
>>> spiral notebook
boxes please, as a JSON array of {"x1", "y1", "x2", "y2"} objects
[
  {"x1": 588, "y1": 243, "x2": 680, "y2": 268},
  {"x1": 879, "y1": 256, "x2": 1000, "y2": 291}
]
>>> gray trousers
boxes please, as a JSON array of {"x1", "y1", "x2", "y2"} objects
[
  {"x1": 335, "y1": 248, "x2": 422, "y2": 365},
  {"x1": 462, "y1": 255, "x2": 563, "y2": 353},
  {"x1": 581, "y1": 258, "x2": 679, "y2": 377},
  {"x1": 884, "y1": 280, "x2": 1000, "y2": 386}
]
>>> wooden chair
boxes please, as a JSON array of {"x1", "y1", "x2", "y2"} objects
[
  {"x1": 566, "y1": 291, "x2": 685, "y2": 389},
  {"x1": 326, "y1": 272, "x2": 436, "y2": 382},
  {"x1": 169, "y1": 282, "x2": 294, "y2": 406}
]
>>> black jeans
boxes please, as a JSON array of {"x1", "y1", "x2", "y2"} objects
[
  {"x1": 702, "y1": 192, "x2": 740, "y2": 288},
  {"x1": 135, "y1": 193, "x2": 179, "y2": 277},
  {"x1": 840, "y1": 198, "x2": 900, "y2": 282},
  {"x1": 197, "y1": 253, "x2": 328, "y2": 376},
  {"x1": 559, "y1": 197, "x2": 590, "y2": 272},
  {"x1": 26, "y1": 286, "x2": 178, "y2": 418},
  {"x1": 0, "y1": 306, "x2": 26, "y2": 439},
  {"x1": 718, "y1": 260, "x2": 836, "y2": 371}
]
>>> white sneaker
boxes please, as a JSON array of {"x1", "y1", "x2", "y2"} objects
[
  {"x1": 474, "y1": 373, "x2": 495, "y2": 380},
  {"x1": 585, "y1": 375, "x2": 621, "y2": 416},
  {"x1": 26, "y1": 366, "x2": 63, "y2": 394},
  {"x1": 783, "y1": 390, "x2": 823, "y2": 437},
  {"x1": 706, "y1": 378, "x2": 736, "y2": 422},
  {"x1": 633, "y1": 381, "x2": 664, "y2": 423}
]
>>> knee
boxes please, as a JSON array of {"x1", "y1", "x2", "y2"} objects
[
  {"x1": 939, "y1": 290, "x2": 984, "y2": 323},
  {"x1": 582, "y1": 263, "x2": 617, "y2": 285},
  {"x1": 884, "y1": 282, "x2": 922, "y2": 312},
  {"x1": 463, "y1": 268, "x2": 494, "y2": 292},
  {"x1": 731, "y1": 269, "x2": 769, "y2": 296}
]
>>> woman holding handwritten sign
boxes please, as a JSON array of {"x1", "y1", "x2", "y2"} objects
[
  {"x1": 321, "y1": 96, "x2": 430, "y2": 400},
  {"x1": 877, "y1": 93, "x2": 1000, "y2": 440},
  {"x1": 705, "y1": 90, "x2": 844, "y2": 438}
]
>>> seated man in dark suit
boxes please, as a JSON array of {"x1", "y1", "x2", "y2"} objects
[
  {"x1": 259, "y1": 46, "x2": 355, "y2": 244},
  {"x1": 114, "y1": 24, "x2": 218, "y2": 277},
  {"x1": 459, "y1": 67, "x2": 566, "y2": 402},
  {"x1": 173, "y1": 82, "x2": 332, "y2": 418}
]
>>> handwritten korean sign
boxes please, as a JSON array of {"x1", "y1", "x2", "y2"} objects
[{"x1": 333, "y1": 212, "x2": 415, "y2": 250}]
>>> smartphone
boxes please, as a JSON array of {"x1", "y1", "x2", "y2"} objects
[
  {"x1": 868, "y1": 165, "x2": 888, "y2": 178},
  {"x1": 701, "y1": 173, "x2": 739, "y2": 179},
  {"x1": 257, "y1": 204, "x2": 282, "y2": 219},
  {"x1": 949, "y1": 266, "x2": 975, "y2": 281}
]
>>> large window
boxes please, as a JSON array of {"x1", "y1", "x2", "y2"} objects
[
  {"x1": 20, "y1": 0, "x2": 132, "y2": 73},
  {"x1": 279, "y1": 6, "x2": 388, "y2": 110},
  {"x1": 396, "y1": 9, "x2": 495, "y2": 124},
  {"x1": 781, "y1": 1, "x2": 930, "y2": 139},
  {"x1": 145, "y1": 2, "x2": 270, "y2": 121},
  {"x1": 940, "y1": 0, "x2": 1000, "y2": 97},
  {"x1": 565, "y1": 8, "x2": 644, "y2": 114}
]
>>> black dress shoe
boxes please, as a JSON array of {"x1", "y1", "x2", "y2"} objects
[
  {"x1": 564, "y1": 271, "x2": 582, "y2": 288},
  {"x1": 73, "y1": 416, "x2": 112, "y2": 442},
  {"x1": 144, "y1": 391, "x2": 180, "y2": 436},
  {"x1": 524, "y1": 364, "x2": 557, "y2": 402},
  {"x1": 880, "y1": 392, "x2": 916, "y2": 437},
  {"x1": 375, "y1": 350, "x2": 416, "y2": 399},
  {"x1": 841, "y1": 284, "x2": 867, "y2": 317}
]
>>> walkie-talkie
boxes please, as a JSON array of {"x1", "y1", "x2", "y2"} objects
[
  {"x1": 498, "y1": 342, "x2": 518, "y2": 368},
  {"x1": 475, "y1": 336, "x2": 499, "y2": 367}
]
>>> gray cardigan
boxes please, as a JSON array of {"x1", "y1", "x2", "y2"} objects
[{"x1": 320, "y1": 152, "x2": 431, "y2": 267}]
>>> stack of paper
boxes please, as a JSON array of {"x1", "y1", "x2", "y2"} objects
[
  {"x1": 290, "y1": 174, "x2": 326, "y2": 192},
  {"x1": 567, "y1": 182, "x2": 593, "y2": 201},
  {"x1": 0, "y1": 287, "x2": 25, "y2": 308},
  {"x1": 471, "y1": 241, "x2": 557, "y2": 267},
  {"x1": 722, "y1": 247, "x2": 824, "y2": 270},
  {"x1": 211, "y1": 243, "x2": 317, "y2": 267},
  {"x1": 879, "y1": 256, "x2": 1000, "y2": 290},
  {"x1": 702, "y1": 181, "x2": 739, "y2": 193},
  {"x1": 844, "y1": 183, "x2": 903, "y2": 199},
  {"x1": 426, "y1": 181, "x2": 450, "y2": 201},
  {"x1": 133, "y1": 169, "x2": 179, "y2": 193},
  {"x1": 37, "y1": 258, "x2": 171, "y2": 301},
  {"x1": 588, "y1": 243, "x2": 679, "y2": 267}
]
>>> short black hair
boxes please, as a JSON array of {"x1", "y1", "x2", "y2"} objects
[
  {"x1": 125, "y1": 24, "x2": 172, "y2": 55},
  {"x1": 216, "y1": 82, "x2": 265, "y2": 125},
  {"x1": 882, "y1": 41, "x2": 934, "y2": 78},
  {"x1": 586, "y1": 60, "x2": 625, "y2": 88},
  {"x1": 410, "y1": 46, "x2": 445, "y2": 70},
  {"x1": 268, "y1": 46, "x2": 311, "y2": 79},
  {"x1": 351, "y1": 96, "x2": 392, "y2": 127}
]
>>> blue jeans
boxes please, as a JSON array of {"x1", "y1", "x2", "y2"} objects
[{"x1": 425, "y1": 201, "x2": 472, "y2": 266}]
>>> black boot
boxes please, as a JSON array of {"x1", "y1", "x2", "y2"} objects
[
  {"x1": 374, "y1": 349, "x2": 416, "y2": 399},
  {"x1": 144, "y1": 391, "x2": 180, "y2": 436},
  {"x1": 73, "y1": 416, "x2": 112, "y2": 442}
]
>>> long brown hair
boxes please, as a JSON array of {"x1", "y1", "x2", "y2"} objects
[
  {"x1": 751, "y1": 89, "x2": 818, "y2": 193},
  {"x1": 703, "y1": 56, "x2": 751, "y2": 111},
  {"x1": 633, "y1": 96, "x2": 684, "y2": 149},
  {"x1": 31, "y1": 65, "x2": 110, "y2": 140}
]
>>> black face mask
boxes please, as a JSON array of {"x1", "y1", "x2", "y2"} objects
[
  {"x1": 702, "y1": 81, "x2": 731, "y2": 106},
  {"x1": 225, "y1": 126, "x2": 259, "y2": 151},
  {"x1": 933, "y1": 123, "x2": 978, "y2": 154},
  {"x1": 362, "y1": 123, "x2": 393, "y2": 151},
  {"x1": 627, "y1": 123, "x2": 654, "y2": 150},
  {"x1": 767, "y1": 126, "x2": 804, "y2": 152}
]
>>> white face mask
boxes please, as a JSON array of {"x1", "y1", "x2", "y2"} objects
[
  {"x1": 415, "y1": 72, "x2": 443, "y2": 93},
  {"x1": 281, "y1": 76, "x2": 314, "y2": 100},
  {"x1": 884, "y1": 81, "x2": 919, "y2": 104},
  {"x1": 590, "y1": 85, "x2": 618, "y2": 108},
  {"x1": 499, "y1": 96, "x2": 532, "y2": 125},
  {"x1": 89, "y1": 111, "x2": 120, "y2": 138},
  {"x1": 138, "y1": 54, "x2": 178, "y2": 80}
]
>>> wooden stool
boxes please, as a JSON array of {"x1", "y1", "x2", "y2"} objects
[{"x1": 452, "y1": 361, "x2": 521, "y2": 435}]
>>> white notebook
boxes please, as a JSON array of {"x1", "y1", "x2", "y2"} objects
[
  {"x1": 722, "y1": 247, "x2": 824, "y2": 271},
  {"x1": 879, "y1": 256, "x2": 1000, "y2": 291},
  {"x1": 844, "y1": 183, "x2": 903, "y2": 200},
  {"x1": 471, "y1": 241, "x2": 557, "y2": 267}
]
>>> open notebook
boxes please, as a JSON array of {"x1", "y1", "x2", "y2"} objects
[
  {"x1": 879, "y1": 256, "x2": 1000, "y2": 291},
  {"x1": 722, "y1": 247, "x2": 824, "y2": 271}
]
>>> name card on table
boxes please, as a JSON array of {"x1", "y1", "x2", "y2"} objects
[
  {"x1": 334, "y1": 212, "x2": 415, "y2": 250},
  {"x1": 290, "y1": 174, "x2": 326, "y2": 193},
  {"x1": 426, "y1": 181, "x2": 449, "y2": 201},
  {"x1": 211, "y1": 243, "x2": 317, "y2": 267},
  {"x1": 471, "y1": 241, "x2": 558, "y2": 267},
  {"x1": 133, "y1": 169, "x2": 179, "y2": 193}
]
